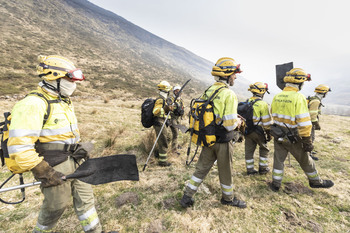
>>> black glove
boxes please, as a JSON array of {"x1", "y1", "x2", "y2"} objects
[
  {"x1": 312, "y1": 121, "x2": 321, "y2": 130},
  {"x1": 73, "y1": 142, "x2": 94, "y2": 159},
  {"x1": 31, "y1": 160, "x2": 64, "y2": 188},
  {"x1": 301, "y1": 136, "x2": 314, "y2": 152},
  {"x1": 265, "y1": 130, "x2": 272, "y2": 142}
]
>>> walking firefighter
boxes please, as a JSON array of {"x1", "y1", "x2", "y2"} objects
[
  {"x1": 242, "y1": 82, "x2": 273, "y2": 175},
  {"x1": 180, "y1": 57, "x2": 247, "y2": 209},
  {"x1": 152, "y1": 81, "x2": 174, "y2": 167},
  {"x1": 169, "y1": 84, "x2": 185, "y2": 154},
  {"x1": 4, "y1": 55, "x2": 102, "y2": 233},
  {"x1": 270, "y1": 67, "x2": 334, "y2": 192},
  {"x1": 307, "y1": 84, "x2": 332, "y2": 160}
]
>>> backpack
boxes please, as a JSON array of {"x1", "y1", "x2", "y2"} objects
[
  {"x1": 141, "y1": 98, "x2": 165, "y2": 128},
  {"x1": 188, "y1": 86, "x2": 226, "y2": 147},
  {"x1": 237, "y1": 99, "x2": 261, "y2": 135},
  {"x1": 0, "y1": 92, "x2": 57, "y2": 172}
]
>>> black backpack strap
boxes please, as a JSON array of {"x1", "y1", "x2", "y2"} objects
[
  {"x1": 207, "y1": 86, "x2": 227, "y2": 103},
  {"x1": 27, "y1": 92, "x2": 61, "y2": 125}
]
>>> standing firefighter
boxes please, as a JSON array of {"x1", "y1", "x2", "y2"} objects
[
  {"x1": 270, "y1": 68, "x2": 334, "y2": 191},
  {"x1": 244, "y1": 82, "x2": 273, "y2": 175},
  {"x1": 169, "y1": 85, "x2": 185, "y2": 154},
  {"x1": 7, "y1": 55, "x2": 102, "y2": 232},
  {"x1": 308, "y1": 84, "x2": 332, "y2": 160},
  {"x1": 180, "y1": 57, "x2": 246, "y2": 209},
  {"x1": 153, "y1": 81, "x2": 173, "y2": 166}
]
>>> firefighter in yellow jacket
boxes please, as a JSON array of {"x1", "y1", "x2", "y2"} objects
[
  {"x1": 180, "y1": 57, "x2": 246, "y2": 209},
  {"x1": 244, "y1": 82, "x2": 273, "y2": 175},
  {"x1": 169, "y1": 85, "x2": 185, "y2": 154},
  {"x1": 7, "y1": 55, "x2": 101, "y2": 232},
  {"x1": 270, "y1": 68, "x2": 334, "y2": 191},
  {"x1": 152, "y1": 81, "x2": 173, "y2": 166},
  {"x1": 308, "y1": 84, "x2": 332, "y2": 160}
]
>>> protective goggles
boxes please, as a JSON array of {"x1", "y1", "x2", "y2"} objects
[
  {"x1": 38, "y1": 63, "x2": 85, "y2": 81},
  {"x1": 65, "y1": 68, "x2": 85, "y2": 81},
  {"x1": 290, "y1": 73, "x2": 311, "y2": 81},
  {"x1": 220, "y1": 64, "x2": 242, "y2": 74},
  {"x1": 253, "y1": 83, "x2": 270, "y2": 94}
]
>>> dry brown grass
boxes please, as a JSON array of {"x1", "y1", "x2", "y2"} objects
[{"x1": 0, "y1": 97, "x2": 349, "y2": 232}]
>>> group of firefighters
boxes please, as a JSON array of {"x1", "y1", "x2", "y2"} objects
[{"x1": 3, "y1": 55, "x2": 334, "y2": 232}]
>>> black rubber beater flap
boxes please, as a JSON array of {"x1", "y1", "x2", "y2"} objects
[
  {"x1": 276, "y1": 62, "x2": 293, "y2": 90},
  {"x1": 66, "y1": 154, "x2": 139, "y2": 185}
]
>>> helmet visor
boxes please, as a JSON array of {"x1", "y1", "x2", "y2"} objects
[{"x1": 66, "y1": 68, "x2": 85, "y2": 81}]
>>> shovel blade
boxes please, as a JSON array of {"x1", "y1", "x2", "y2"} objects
[
  {"x1": 67, "y1": 154, "x2": 139, "y2": 185},
  {"x1": 276, "y1": 62, "x2": 293, "y2": 90}
]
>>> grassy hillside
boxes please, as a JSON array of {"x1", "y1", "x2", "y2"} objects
[
  {"x1": 0, "y1": 96, "x2": 349, "y2": 232},
  {"x1": 0, "y1": 0, "x2": 207, "y2": 97}
]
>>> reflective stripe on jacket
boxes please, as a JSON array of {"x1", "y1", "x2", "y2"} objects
[
  {"x1": 308, "y1": 96, "x2": 321, "y2": 122},
  {"x1": 271, "y1": 86, "x2": 312, "y2": 137},
  {"x1": 248, "y1": 97, "x2": 273, "y2": 130},
  {"x1": 201, "y1": 82, "x2": 239, "y2": 131},
  {"x1": 7, "y1": 88, "x2": 80, "y2": 172}
]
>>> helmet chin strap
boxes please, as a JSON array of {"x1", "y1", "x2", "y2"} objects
[
  {"x1": 42, "y1": 79, "x2": 63, "y2": 100},
  {"x1": 297, "y1": 82, "x2": 304, "y2": 91},
  {"x1": 253, "y1": 93, "x2": 264, "y2": 98}
]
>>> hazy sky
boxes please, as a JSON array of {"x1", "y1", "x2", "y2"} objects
[{"x1": 88, "y1": 0, "x2": 349, "y2": 94}]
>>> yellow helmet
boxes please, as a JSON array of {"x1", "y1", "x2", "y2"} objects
[
  {"x1": 211, "y1": 57, "x2": 242, "y2": 77},
  {"x1": 36, "y1": 55, "x2": 85, "y2": 81},
  {"x1": 157, "y1": 81, "x2": 172, "y2": 92},
  {"x1": 248, "y1": 82, "x2": 269, "y2": 95},
  {"x1": 283, "y1": 68, "x2": 311, "y2": 84},
  {"x1": 314, "y1": 84, "x2": 331, "y2": 94}
]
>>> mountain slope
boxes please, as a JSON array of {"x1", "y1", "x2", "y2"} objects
[{"x1": 0, "y1": 0, "x2": 249, "y2": 99}]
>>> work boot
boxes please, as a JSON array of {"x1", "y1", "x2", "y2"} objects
[
  {"x1": 311, "y1": 155, "x2": 319, "y2": 161},
  {"x1": 259, "y1": 167, "x2": 270, "y2": 175},
  {"x1": 269, "y1": 182, "x2": 280, "y2": 192},
  {"x1": 220, "y1": 197, "x2": 247, "y2": 209},
  {"x1": 309, "y1": 180, "x2": 334, "y2": 189},
  {"x1": 247, "y1": 169, "x2": 258, "y2": 175},
  {"x1": 180, "y1": 194, "x2": 194, "y2": 208},
  {"x1": 158, "y1": 161, "x2": 172, "y2": 167}
]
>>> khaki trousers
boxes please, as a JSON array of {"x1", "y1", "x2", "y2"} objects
[
  {"x1": 184, "y1": 141, "x2": 235, "y2": 201},
  {"x1": 244, "y1": 131, "x2": 269, "y2": 171},
  {"x1": 170, "y1": 115, "x2": 180, "y2": 149},
  {"x1": 272, "y1": 139, "x2": 322, "y2": 187},
  {"x1": 33, "y1": 157, "x2": 101, "y2": 233}
]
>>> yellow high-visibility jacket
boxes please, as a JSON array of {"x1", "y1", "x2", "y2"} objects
[
  {"x1": 153, "y1": 94, "x2": 172, "y2": 119},
  {"x1": 201, "y1": 82, "x2": 239, "y2": 131},
  {"x1": 308, "y1": 96, "x2": 321, "y2": 122},
  {"x1": 248, "y1": 97, "x2": 273, "y2": 130},
  {"x1": 7, "y1": 88, "x2": 80, "y2": 173},
  {"x1": 271, "y1": 86, "x2": 312, "y2": 137}
]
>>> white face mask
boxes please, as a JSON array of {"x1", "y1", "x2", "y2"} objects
[{"x1": 60, "y1": 78, "x2": 77, "y2": 97}]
